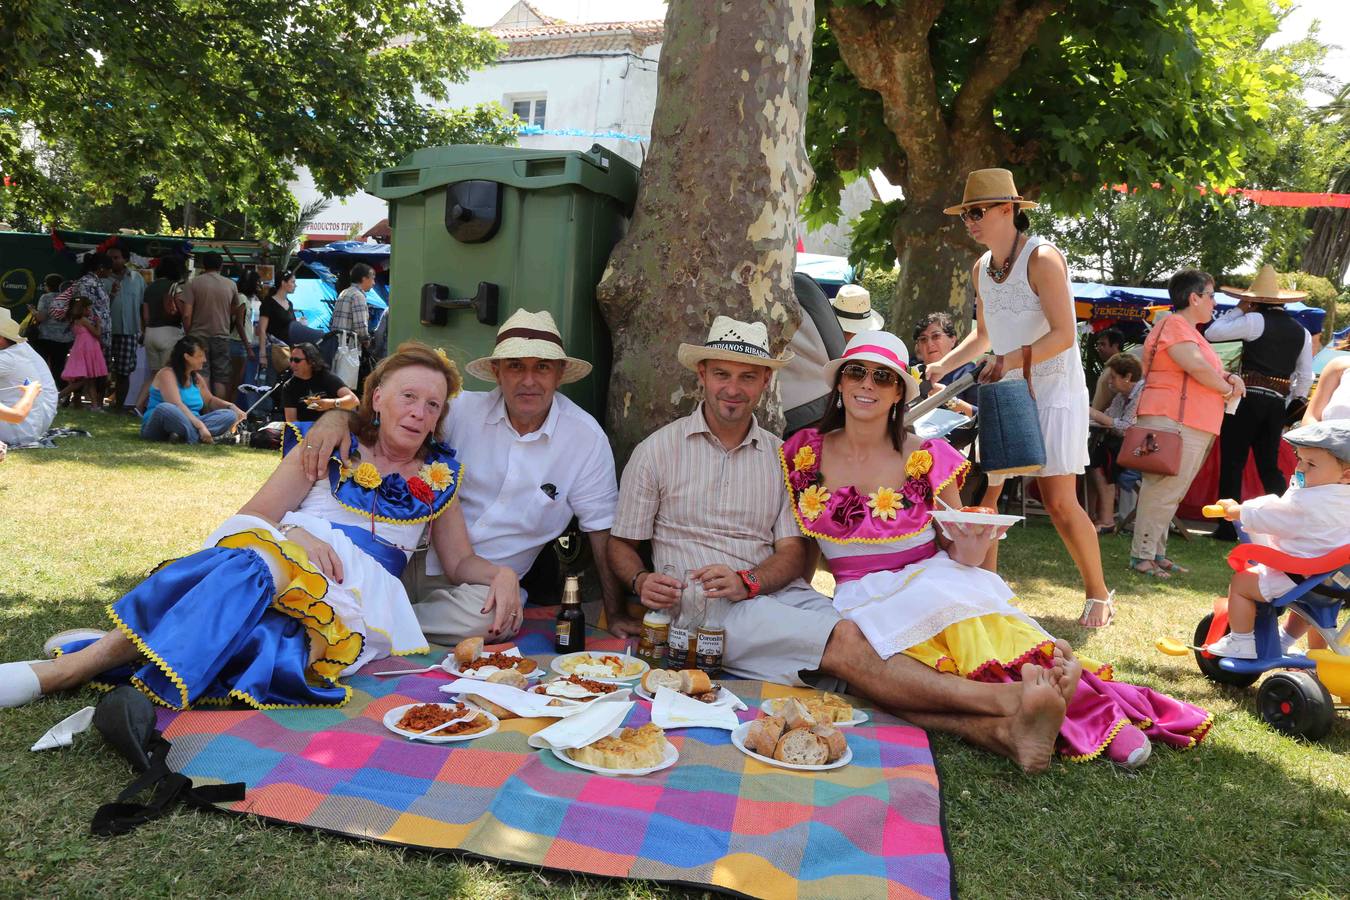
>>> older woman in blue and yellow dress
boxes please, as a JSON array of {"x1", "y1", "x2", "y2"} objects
[{"x1": 0, "y1": 342, "x2": 521, "y2": 710}]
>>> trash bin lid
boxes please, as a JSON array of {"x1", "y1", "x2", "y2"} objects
[{"x1": 369, "y1": 144, "x2": 638, "y2": 211}]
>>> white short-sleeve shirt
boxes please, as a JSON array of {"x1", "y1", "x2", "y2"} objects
[
  {"x1": 428, "y1": 389, "x2": 618, "y2": 578},
  {"x1": 0, "y1": 341, "x2": 58, "y2": 447}
]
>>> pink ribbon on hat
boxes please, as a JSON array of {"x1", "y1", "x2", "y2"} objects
[{"x1": 842, "y1": 343, "x2": 908, "y2": 370}]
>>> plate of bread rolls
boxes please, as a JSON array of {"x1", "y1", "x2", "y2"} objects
[
  {"x1": 556, "y1": 723, "x2": 678, "y2": 776},
  {"x1": 759, "y1": 693, "x2": 867, "y2": 727},
  {"x1": 732, "y1": 698, "x2": 852, "y2": 770},
  {"x1": 634, "y1": 668, "x2": 738, "y2": 706}
]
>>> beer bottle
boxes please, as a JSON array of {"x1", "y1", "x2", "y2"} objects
[
  {"x1": 695, "y1": 596, "x2": 726, "y2": 677},
  {"x1": 637, "y1": 565, "x2": 676, "y2": 666},
  {"x1": 554, "y1": 575, "x2": 585, "y2": 653},
  {"x1": 666, "y1": 571, "x2": 703, "y2": 669}
]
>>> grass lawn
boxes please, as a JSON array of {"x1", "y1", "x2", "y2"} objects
[{"x1": 1, "y1": 410, "x2": 1347, "y2": 898}]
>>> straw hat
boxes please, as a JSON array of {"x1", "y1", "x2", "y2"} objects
[
  {"x1": 943, "y1": 168, "x2": 1040, "y2": 215},
  {"x1": 822, "y1": 331, "x2": 921, "y2": 400},
  {"x1": 0, "y1": 306, "x2": 26, "y2": 343},
  {"x1": 465, "y1": 309, "x2": 592, "y2": 384},
  {"x1": 831, "y1": 284, "x2": 884, "y2": 333},
  {"x1": 676, "y1": 316, "x2": 793, "y2": 371},
  {"x1": 1220, "y1": 264, "x2": 1307, "y2": 304}
]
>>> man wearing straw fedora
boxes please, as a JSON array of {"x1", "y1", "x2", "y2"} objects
[
  {"x1": 609, "y1": 315, "x2": 1077, "y2": 772},
  {"x1": 1207, "y1": 264, "x2": 1314, "y2": 541},
  {"x1": 304, "y1": 309, "x2": 634, "y2": 641},
  {"x1": 0, "y1": 306, "x2": 57, "y2": 456}
]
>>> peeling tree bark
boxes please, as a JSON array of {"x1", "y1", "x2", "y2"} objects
[
  {"x1": 596, "y1": 0, "x2": 813, "y2": 466},
  {"x1": 1300, "y1": 170, "x2": 1350, "y2": 287},
  {"x1": 827, "y1": 0, "x2": 1061, "y2": 333}
]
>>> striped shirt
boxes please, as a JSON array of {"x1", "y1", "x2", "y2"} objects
[{"x1": 612, "y1": 404, "x2": 802, "y2": 576}]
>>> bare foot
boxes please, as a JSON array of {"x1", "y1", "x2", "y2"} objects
[
  {"x1": 1002, "y1": 663, "x2": 1066, "y2": 774},
  {"x1": 1050, "y1": 640, "x2": 1084, "y2": 705}
]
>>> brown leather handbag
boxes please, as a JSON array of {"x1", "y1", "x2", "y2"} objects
[{"x1": 1116, "y1": 321, "x2": 1187, "y2": 476}]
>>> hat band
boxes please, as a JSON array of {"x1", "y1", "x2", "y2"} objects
[
  {"x1": 963, "y1": 195, "x2": 1023, "y2": 204},
  {"x1": 834, "y1": 307, "x2": 873, "y2": 320},
  {"x1": 705, "y1": 339, "x2": 770, "y2": 359},
  {"x1": 843, "y1": 344, "x2": 908, "y2": 370},
  {"x1": 496, "y1": 327, "x2": 564, "y2": 349}
]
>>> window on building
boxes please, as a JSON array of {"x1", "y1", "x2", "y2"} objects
[{"x1": 509, "y1": 95, "x2": 547, "y2": 129}]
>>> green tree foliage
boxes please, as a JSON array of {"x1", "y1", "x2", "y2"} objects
[
  {"x1": 0, "y1": 0, "x2": 517, "y2": 236},
  {"x1": 805, "y1": 0, "x2": 1298, "y2": 327}
]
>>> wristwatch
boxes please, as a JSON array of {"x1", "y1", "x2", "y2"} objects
[{"x1": 736, "y1": 569, "x2": 761, "y2": 599}]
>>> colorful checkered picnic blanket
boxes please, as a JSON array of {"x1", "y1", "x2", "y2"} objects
[{"x1": 158, "y1": 609, "x2": 953, "y2": 899}]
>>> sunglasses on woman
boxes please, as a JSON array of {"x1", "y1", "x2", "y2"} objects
[
  {"x1": 839, "y1": 363, "x2": 900, "y2": 387},
  {"x1": 959, "y1": 203, "x2": 1005, "y2": 223},
  {"x1": 289, "y1": 356, "x2": 306, "y2": 363}
]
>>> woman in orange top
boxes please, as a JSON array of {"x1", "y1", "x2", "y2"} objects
[{"x1": 1129, "y1": 269, "x2": 1245, "y2": 577}]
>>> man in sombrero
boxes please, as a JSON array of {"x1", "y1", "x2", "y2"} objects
[
  {"x1": 303, "y1": 309, "x2": 635, "y2": 641},
  {"x1": 1206, "y1": 265, "x2": 1313, "y2": 541}
]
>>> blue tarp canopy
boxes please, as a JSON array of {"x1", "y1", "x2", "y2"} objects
[
  {"x1": 795, "y1": 253, "x2": 854, "y2": 296},
  {"x1": 291, "y1": 243, "x2": 389, "y2": 332},
  {"x1": 1071, "y1": 281, "x2": 1326, "y2": 335}
]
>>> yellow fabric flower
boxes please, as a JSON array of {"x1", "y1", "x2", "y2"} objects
[
  {"x1": 352, "y1": 462, "x2": 383, "y2": 490},
  {"x1": 419, "y1": 461, "x2": 455, "y2": 492},
  {"x1": 792, "y1": 444, "x2": 817, "y2": 472},
  {"x1": 798, "y1": 484, "x2": 831, "y2": 521},
  {"x1": 867, "y1": 486, "x2": 903, "y2": 521},
  {"x1": 906, "y1": 449, "x2": 934, "y2": 479}
]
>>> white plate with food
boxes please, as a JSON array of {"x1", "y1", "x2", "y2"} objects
[
  {"x1": 531, "y1": 675, "x2": 627, "y2": 705},
  {"x1": 761, "y1": 696, "x2": 864, "y2": 723},
  {"x1": 382, "y1": 702, "x2": 499, "y2": 743},
  {"x1": 928, "y1": 508, "x2": 1024, "y2": 529},
  {"x1": 442, "y1": 637, "x2": 544, "y2": 681},
  {"x1": 635, "y1": 683, "x2": 740, "y2": 705},
  {"x1": 552, "y1": 723, "x2": 678, "y2": 777},
  {"x1": 730, "y1": 720, "x2": 851, "y2": 771},
  {"x1": 551, "y1": 651, "x2": 649, "y2": 683}
]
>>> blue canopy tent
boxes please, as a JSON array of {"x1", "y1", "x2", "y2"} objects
[
  {"x1": 1070, "y1": 281, "x2": 1326, "y2": 335},
  {"x1": 795, "y1": 253, "x2": 855, "y2": 297},
  {"x1": 293, "y1": 243, "x2": 389, "y2": 333}
]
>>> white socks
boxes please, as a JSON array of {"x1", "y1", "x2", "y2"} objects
[{"x1": 0, "y1": 661, "x2": 43, "y2": 709}]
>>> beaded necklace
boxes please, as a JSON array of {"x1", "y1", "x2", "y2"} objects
[{"x1": 986, "y1": 232, "x2": 1023, "y2": 284}]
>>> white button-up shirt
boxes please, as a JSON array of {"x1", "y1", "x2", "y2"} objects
[
  {"x1": 428, "y1": 388, "x2": 618, "y2": 578},
  {"x1": 1205, "y1": 307, "x2": 1313, "y2": 399}
]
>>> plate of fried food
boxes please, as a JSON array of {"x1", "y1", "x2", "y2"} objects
[
  {"x1": 635, "y1": 668, "x2": 739, "y2": 706},
  {"x1": 442, "y1": 637, "x2": 543, "y2": 680},
  {"x1": 731, "y1": 713, "x2": 851, "y2": 771},
  {"x1": 554, "y1": 723, "x2": 677, "y2": 777},
  {"x1": 530, "y1": 675, "x2": 624, "y2": 705},
  {"x1": 551, "y1": 651, "x2": 648, "y2": 683},
  {"x1": 383, "y1": 701, "x2": 499, "y2": 743},
  {"x1": 758, "y1": 693, "x2": 867, "y2": 727}
]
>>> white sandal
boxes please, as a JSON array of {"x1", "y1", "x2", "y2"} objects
[{"x1": 1079, "y1": 590, "x2": 1115, "y2": 629}]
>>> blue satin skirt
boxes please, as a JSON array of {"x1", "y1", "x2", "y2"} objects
[{"x1": 61, "y1": 544, "x2": 355, "y2": 709}]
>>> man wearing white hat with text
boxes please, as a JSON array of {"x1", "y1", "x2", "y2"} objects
[
  {"x1": 304, "y1": 309, "x2": 634, "y2": 641},
  {"x1": 608, "y1": 316, "x2": 1073, "y2": 772}
]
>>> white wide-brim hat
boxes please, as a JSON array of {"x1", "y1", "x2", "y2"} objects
[
  {"x1": 0, "y1": 306, "x2": 26, "y2": 343},
  {"x1": 465, "y1": 309, "x2": 593, "y2": 384},
  {"x1": 831, "y1": 284, "x2": 884, "y2": 333},
  {"x1": 822, "y1": 331, "x2": 920, "y2": 400},
  {"x1": 1220, "y1": 264, "x2": 1307, "y2": 304},
  {"x1": 676, "y1": 315, "x2": 793, "y2": 371}
]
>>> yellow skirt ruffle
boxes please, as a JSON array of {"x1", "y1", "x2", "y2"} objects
[{"x1": 904, "y1": 613, "x2": 1112, "y2": 682}]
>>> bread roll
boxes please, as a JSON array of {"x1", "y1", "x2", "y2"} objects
[
  {"x1": 812, "y1": 723, "x2": 847, "y2": 762},
  {"x1": 487, "y1": 668, "x2": 527, "y2": 689},
  {"x1": 773, "y1": 728, "x2": 829, "y2": 766},
  {"x1": 777, "y1": 697, "x2": 817, "y2": 730},
  {"x1": 679, "y1": 669, "x2": 714, "y2": 695},
  {"x1": 465, "y1": 668, "x2": 527, "y2": 720},
  {"x1": 453, "y1": 636, "x2": 483, "y2": 666},
  {"x1": 743, "y1": 715, "x2": 785, "y2": 757},
  {"x1": 642, "y1": 669, "x2": 685, "y2": 693}
]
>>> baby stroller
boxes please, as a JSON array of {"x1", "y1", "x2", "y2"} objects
[{"x1": 1157, "y1": 524, "x2": 1350, "y2": 740}]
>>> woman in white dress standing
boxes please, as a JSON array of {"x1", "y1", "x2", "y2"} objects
[{"x1": 926, "y1": 169, "x2": 1113, "y2": 628}]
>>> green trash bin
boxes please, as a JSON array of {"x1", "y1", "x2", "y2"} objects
[{"x1": 369, "y1": 144, "x2": 639, "y2": 417}]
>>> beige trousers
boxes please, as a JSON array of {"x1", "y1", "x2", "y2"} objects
[
  {"x1": 1129, "y1": 417, "x2": 1215, "y2": 561},
  {"x1": 400, "y1": 552, "x2": 520, "y2": 645}
]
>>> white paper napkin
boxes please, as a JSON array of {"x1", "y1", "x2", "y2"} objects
[
  {"x1": 527, "y1": 699, "x2": 634, "y2": 751},
  {"x1": 31, "y1": 706, "x2": 96, "y2": 752},
  {"x1": 650, "y1": 687, "x2": 741, "y2": 731},
  {"x1": 440, "y1": 678, "x2": 629, "y2": 719}
]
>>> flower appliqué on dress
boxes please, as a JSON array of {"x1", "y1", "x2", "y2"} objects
[
  {"x1": 419, "y1": 461, "x2": 455, "y2": 491},
  {"x1": 792, "y1": 444, "x2": 817, "y2": 473},
  {"x1": 906, "y1": 449, "x2": 933, "y2": 479},
  {"x1": 867, "y1": 486, "x2": 903, "y2": 521},
  {"x1": 798, "y1": 484, "x2": 831, "y2": 521},
  {"x1": 352, "y1": 462, "x2": 383, "y2": 490},
  {"x1": 406, "y1": 476, "x2": 435, "y2": 505}
]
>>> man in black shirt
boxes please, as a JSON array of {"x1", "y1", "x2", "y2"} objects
[{"x1": 280, "y1": 342, "x2": 356, "y2": 422}]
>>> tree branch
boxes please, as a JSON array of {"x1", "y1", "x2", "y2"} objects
[
  {"x1": 827, "y1": 2, "x2": 950, "y2": 200},
  {"x1": 951, "y1": 0, "x2": 1062, "y2": 136}
]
